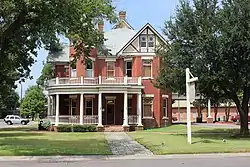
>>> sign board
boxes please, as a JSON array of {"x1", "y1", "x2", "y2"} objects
[{"x1": 189, "y1": 82, "x2": 196, "y2": 103}]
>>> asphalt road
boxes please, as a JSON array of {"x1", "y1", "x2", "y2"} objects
[{"x1": 0, "y1": 156, "x2": 249, "y2": 167}]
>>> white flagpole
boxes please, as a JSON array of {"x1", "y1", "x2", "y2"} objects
[{"x1": 186, "y1": 68, "x2": 192, "y2": 144}]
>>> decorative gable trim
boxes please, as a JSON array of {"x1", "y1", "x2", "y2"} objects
[
  {"x1": 117, "y1": 23, "x2": 168, "y2": 56},
  {"x1": 112, "y1": 20, "x2": 134, "y2": 30}
]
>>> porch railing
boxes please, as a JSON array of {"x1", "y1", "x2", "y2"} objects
[
  {"x1": 128, "y1": 115, "x2": 138, "y2": 125},
  {"x1": 47, "y1": 115, "x2": 98, "y2": 125},
  {"x1": 47, "y1": 76, "x2": 142, "y2": 86}
]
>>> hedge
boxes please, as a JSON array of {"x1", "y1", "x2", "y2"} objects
[{"x1": 56, "y1": 124, "x2": 97, "y2": 132}]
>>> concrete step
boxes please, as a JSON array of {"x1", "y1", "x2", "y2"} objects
[{"x1": 104, "y1": 125, "x2": 124, "y2": 132}]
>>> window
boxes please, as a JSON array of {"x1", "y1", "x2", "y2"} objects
[
  {"x1": 140, "y1": 35, "x2": 147, "y2": 47},
  {"x1": 142, "y1": 59, "x2": 152, "y2": 78},
  {"x1": 86, "y1": 61, "x2": 93, "y2": 78},
  {"x1": 107, "y1": 62, "x2": 115, "y2": 78},
  {"x1": 64, "y1": 65, "x2": 69, "y2": 77},
  {"x1": 143, "y1": 97, "x2": 153, "y2": 117},
  {"x1": 71, "y1": 65, "x2": 76, "y2": 77},
  {"x1": 85, "y1": 99, "x2": 93, "y2": 115},
  {"x1": 163, "y1": 98, "x2": 168, "y2": 117},
  {"x1": 128, "y1": 98, "x2": 132, "y2": 115},
  {"x1": 70, "y1": 98, "x2": 77, "y2": 115},
  {"x1": 10, "y1": 116, "x2": 14, "y2": 119},
  {"x1": 148, "y1": 35, "x2": 155, "y2": 47},
  {"x1": 126, "y1": 61, "x2": 132, "y2": 77},
  {"x1": 15, "y1": 116, "x2": 20, "y2": 119}
]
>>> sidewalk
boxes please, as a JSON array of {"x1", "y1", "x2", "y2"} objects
[{"x1": 0, "y1": 153, "x2": 250, "y2": 162}]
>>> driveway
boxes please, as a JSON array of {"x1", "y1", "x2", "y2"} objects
[{"x1": 0, "y1": 119, "x2": 35, "y2": 129}]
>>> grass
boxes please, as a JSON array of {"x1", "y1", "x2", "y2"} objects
[
  {"x1": 129, "y1": 125, "x2": 250, "y2": 155},
  {"x1": 0, "y1": 128, "x2": 111, "y2": 156}
]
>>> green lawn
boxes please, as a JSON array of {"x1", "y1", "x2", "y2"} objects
[
  {"x1": 0, "y1": 128, "x2": 111, "y2": 156},
  {"x1": 129, "y1": 125, "x2": 250, "y2": 155}
]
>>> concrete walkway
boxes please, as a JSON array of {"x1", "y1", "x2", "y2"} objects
[{"x1": 104, "y1": 132, "x2": 153, "y2": 156}]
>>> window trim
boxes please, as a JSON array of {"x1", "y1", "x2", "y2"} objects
[
  {"x1": 125, "y1": 61, "x2": 132, "y2": 77},
  {"x1": 142, "y1": 96, "x2": 154, "y2": 119},
  {"x1": 162, "y1": 97, "x2": 168, "y2": 118},
  {"x1": 85, "y1": 61, "x2": 94, "y2": 78},
  {"x1": 70, "y1": 98, "x2": 77, "y2": 115},
  {"x1": 148, "y1": 34, "x2": 155, "y2": 48},
  {"x1": 85, "y1": 98, "x2": 93, "y2": 116},
  {"x1": 140, "y1": 35, "x2": 147, "y2": 48},
  {"x1": 142, "y1": 59, "x2": 153, "y2": 79},
  {"x1": 106, "y1": 61, "x2": 115, "y2": 78}
]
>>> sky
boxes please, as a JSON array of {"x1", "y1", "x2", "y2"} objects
[{"x1": 16, "y1": 0, "x2": 180, "y2": 98}]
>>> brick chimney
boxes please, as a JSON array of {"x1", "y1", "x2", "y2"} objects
[
  {"x1": 98, "y1": 20, "x2": 104, "y2": 32},
  {"x1": 119, "y1": 11, "x2": 126, "y2": 20}
]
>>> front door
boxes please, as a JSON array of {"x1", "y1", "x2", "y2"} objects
[{"x1": 106, "y1": 99, "x2": 115, "y2": 125}]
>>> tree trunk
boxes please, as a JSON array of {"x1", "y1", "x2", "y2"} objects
[
  {"x1": 225, "y1": 105, "x2": 231, "y2": 122},
  {"x1": 214, "y1": 104, "x2": 218, "y2": 122}
]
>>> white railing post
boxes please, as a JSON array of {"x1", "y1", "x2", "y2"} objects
[
  {"x1": 81, "y1": 76, "x2": 84, "y2": 85},
  {"x1": 56, "y1": 77, "x2": 59, "y2": 85},
  {"x1": 124, "y1": 75, "x2": 128, "y2": 85},
  {"x1": 55, "y1": 94, "x2": 59, "y2": 126},
  {"x1": 123, "y1": 92, "x2": 129, "y2": 127},
  {"x1": 138, "y1": 76, "x2": 142, "y2": 85},
  {"x1": 99, "y1": 75, "x2": 102, "y2": 84}
]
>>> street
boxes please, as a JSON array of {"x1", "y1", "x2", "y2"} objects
[
  {"x1": 0, "y1": 156, "x2": 249, "y2": 167},
  {"x1": 0, "y1": 119, "x2": 35, "y2": 129}
]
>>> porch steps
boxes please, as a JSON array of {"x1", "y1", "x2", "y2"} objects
[{"x1": 104, "y1": 125, "x2": 124, "y2": 132}]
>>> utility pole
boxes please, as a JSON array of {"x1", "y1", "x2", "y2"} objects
[{"x1": 186, "y1": 68, "x2": 198, "y2": 144}]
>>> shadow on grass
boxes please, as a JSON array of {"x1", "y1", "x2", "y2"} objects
[
  {"x1": 173, "y1": 128, "x2": 250, "y2": 140},
  {"x1": 0, "y1": 127, "x2": 38, "y2": 132},
  {"x1": 0, "y1": 132, "x2": 43, "y2": 138},
  {"x1": 0, "y1": 137, "x2": 111, "y2": 156}
]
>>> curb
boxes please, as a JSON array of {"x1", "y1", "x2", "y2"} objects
[{"x1": 0, "y1": 153, "x2": 250, "y2": 162}]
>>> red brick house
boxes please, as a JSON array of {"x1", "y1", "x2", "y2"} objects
[{"x1": 46, "y1": 11, "x2": 172, "y2": 131}]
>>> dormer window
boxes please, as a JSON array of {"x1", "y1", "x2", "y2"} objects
[
  {"x1": 148, "y1": 35, "x2": 155, "y2": 47},
  {"x1": 140, "y1": 35, "x2": 147, "y2": 47}
]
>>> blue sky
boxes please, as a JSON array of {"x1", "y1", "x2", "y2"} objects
[{"x1": 16, "y1": 0, "x2": 180, "y2": 98}]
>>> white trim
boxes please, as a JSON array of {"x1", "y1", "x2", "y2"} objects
[
  {"x1": 141, "y1": 56, "x2": 153, "y2": 60},
  {"x1": 142, "y1": 77, "x2": 154, "y2": 80},
  {"x1": 89, "y1": 57, "x2": 96, "y2": 61},
  {"x1": 85, "y1": 98, "x2": 93, "y2": 116},
  {"x1": 124, "y1": 58, "x2": 132, "y2": 61},
  {"x1": 117, "y1": 23, "x2": 168, "y2": 55},
  {"x1": 121, "y1": 53, "x2": 156, "y2": 56},
  {"x1": 162, "y1": 95, "x2": 169, "y2": 98},
  {"x1": 105, "y1": 96, "x2": 117, "y2": 100},
  {"x1": 105, "y1": 58, "x2": 116, "y2": 62},
  {"x1": 128, "y1": 94, "x2": 133, "y2": 99},
  {"x1": 142, "y1": 94, "x2": 154, "y2": 97}
]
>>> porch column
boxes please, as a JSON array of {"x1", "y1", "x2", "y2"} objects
[
  {"x1": 137, "y1": 92, "x2": 143, "y2": 126},
  {"x1": 55, "y1": 94, "x2": 59, "y2": 126},
  {"x1": 98, "y1": 92, "x2": 103, "y2": 127},
  {"x1": 47, "y1": 96, "x2": 51, "y2": 116},
  {"x1": 123, "y1": 92, "x2": 129, "y2": 127},
  {"x1": 80, "y1": 93, "x2": 84, "y2": 125},
  {"x1": 207, "y1": 98, "x2": 213, "y2": 123}
]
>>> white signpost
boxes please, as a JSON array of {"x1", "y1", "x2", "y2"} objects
[{"x1": 186, "y1": 68, "x2": 198, "y2": 144}]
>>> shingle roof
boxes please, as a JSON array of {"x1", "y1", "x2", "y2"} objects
[
  {"x1": 103, "y1": 28, "x2": 137, "y2": 56},
  {"x1": 47, "y1": 43, "x2": 69, "y2": 63}
]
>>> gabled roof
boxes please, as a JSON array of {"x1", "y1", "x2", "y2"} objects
[
  {"x1": 117, "y1": 23, "x2": 168, "y2": 55},
  {"x1": 112, "y1": 19, "x2": 134, "y2": 30},
  {"x1": 103, "y1": 28, "x2": 137, "y2": 56}
]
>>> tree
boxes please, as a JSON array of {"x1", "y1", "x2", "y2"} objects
[
  {"x1": 37, "y1": 63, "x2": 54, "y2": 88},
  {"x1": 20, "y1": 86, "x2": 46, "y2": 120},
  {"x1": 0, "y1": 88, "x2": 19, "y2": 117},
  {"x1": 157, "y1": 0, "x2": 250, "y2": 135},
  {"x1": 0, "y1": 0, "x2": 117, "y2": 97}
]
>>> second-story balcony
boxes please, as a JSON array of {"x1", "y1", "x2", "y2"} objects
[{"x1": 47, "y1": 76, "x2": 142, "y2": 87}]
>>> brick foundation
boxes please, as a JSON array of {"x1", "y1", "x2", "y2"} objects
[
  {"x1": 97, "y1": 126, "x2": 104, "y2": 132},
  {"x1": 123, "y1": 126, "x2": 130, "y2": 132},
  {"x1": 207, "y1": 117, "x2": 213, "y2": 123}
]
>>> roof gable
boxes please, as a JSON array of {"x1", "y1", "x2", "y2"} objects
[
  {"x1": 117, "y1": 23, "x2": 168, "y2": 55},
  {"x1": 112, "y1": 20, "x2": 134, "y2": 30}
]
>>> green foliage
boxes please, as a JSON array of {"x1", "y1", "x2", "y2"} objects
[
  {"x1": 36, "y1": 63, "x2": 54, "y2": 88},
  {"x1": 57, "y1": 124, "x2": 97, "y2": 132},
  {"x1": 41, "y1": 120, "x2": 51, "y2": 131},
  {"x1": 0, "y1": 0, "x2": 117, "y2": 97},
  {"x1": 20, "y1": 86, "x2": 46, "y2": 120},
  {"x1": 157, "y1": 0, "x2": 250, "y2": 134}
]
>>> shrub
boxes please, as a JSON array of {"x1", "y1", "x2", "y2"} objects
[
  {"x1": 56, "y1": 124, "x2": 97, "y2": 132},
  {"x1": 57, "y1": 124, "x2": 72, "y2": 132},
  {"x1": 41, "y1": 120, "x2": 51, "y2": 130}
]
